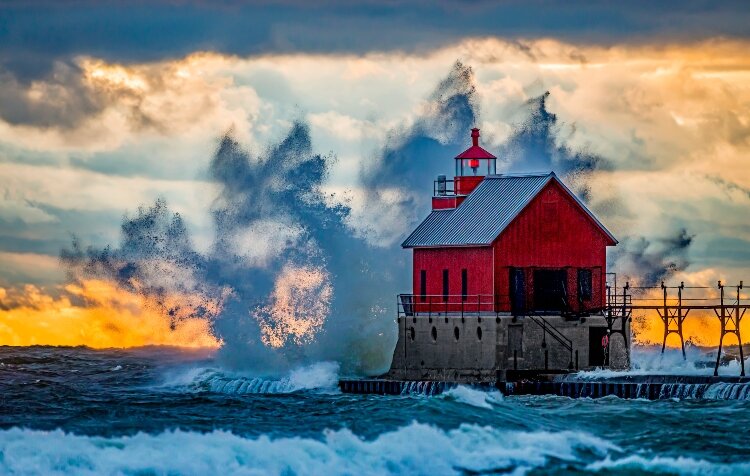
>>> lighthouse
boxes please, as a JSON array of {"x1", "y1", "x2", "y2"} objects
[{"x1": 386, "y1": 128, "x2": 628, "y2": 383}]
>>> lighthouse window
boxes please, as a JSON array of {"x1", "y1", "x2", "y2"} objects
[
  {"x1": 454, "y1": 327, "x2": 460, "y2": 341},
  {"x1": 578, "y1": 269, "x2": 593, "y2": 301},
  {"x1": 477, "y1": 326, "x2": 483, "y2": 341},
  {"x1": 442, "y1": 269, "x2": 449, "y2": 302},
  {"x1": 420, "y1": 270, "x2": 427, "y2": 303},
  {"x1": 431, "y1": 326, "x2": 437, "y2": 342},
  {"x1": 461, "y1": 269, "x2": 468, "y2": 301},
  {"x1": 409, "y1": 327, "x2": 415, "y2": 341}
]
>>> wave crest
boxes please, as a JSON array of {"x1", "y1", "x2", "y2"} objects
[
  {"x1": 0, "y1": 423, "x2": 614, "y2": 475},
  {"x1": 441, "y1": 385, "x2": 504, "y2": 409},
  {"x1": 169, "y1": 362, "x2": 340, "y2": 395}
]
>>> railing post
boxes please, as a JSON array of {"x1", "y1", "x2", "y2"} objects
[
  {"x1": 738, "y1": 281, "x2": 745, "y2": 377},
  {"x1": 714, "y1": 281, "x2": 725, "y2": 376},
  {"x1": 661, "y1": 281, "x2": 668, "y2": 354},
  {"x1": 678, "y1": 282, "x2": 686, "y2": 359}
]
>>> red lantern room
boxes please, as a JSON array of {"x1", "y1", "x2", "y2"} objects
[
  {"x1": 433, "y1": 128, "x2": 497, "y2": 209},
  {"x1": 455, "y1": 128, "x2": 496, "y2": 196}
]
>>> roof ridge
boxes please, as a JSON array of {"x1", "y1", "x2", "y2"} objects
[{"x1": 485, "y1": 171, "x2": 554, "y2": 179}]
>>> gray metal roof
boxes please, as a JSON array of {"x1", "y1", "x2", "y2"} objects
[{"x1": 401, "y1": 172, "x2": 617, "y2": 248}]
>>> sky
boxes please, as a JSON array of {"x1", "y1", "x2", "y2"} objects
[{"x1": 1, "y1": 1, "x2": 750, "y2": 355}]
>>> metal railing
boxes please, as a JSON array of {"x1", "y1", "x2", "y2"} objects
[
  {"x1": 606, "y1": 279, "x2": 749, "y2": 376},
  {"x1": 398, "y1": 294, "x2": 506, "y2": 319},
  {"x1": 527, "y1": 312, "x2": 574, "y2": 369},
  {"x1": 433, "y1": 179, "x2": 457, "y2": 196}
]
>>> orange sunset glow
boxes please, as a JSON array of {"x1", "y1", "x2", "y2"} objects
[{"x1": 0, "y1": 280, "x2": 221, "y2": 349}]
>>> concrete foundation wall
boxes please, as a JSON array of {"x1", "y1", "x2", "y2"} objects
[{"x1": 387, "y1": 314, "x2": 630, "y2": 383}]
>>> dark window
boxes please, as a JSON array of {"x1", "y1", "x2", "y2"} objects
[
  {"x1": 442, "y1": 269, "x2": 449, "y2": 302},
  {"x1": 509, "y1": 268, "x2": 525, "y2": 315},
  {"x1": 461, "y1": 269, "x2": 468, "y2": 301},
  {"x1": 577, "y1": 269, "x2": 593, "y2": 301},
  {"x1": 533, "y1": 269, "x2": 569, "y2": 311},
  {"x1": 589, "y1": 327, "x2": 608, "y2": 366},
  {"x1": 420, "y1": 270, "x2": 427, "y2": 302}
]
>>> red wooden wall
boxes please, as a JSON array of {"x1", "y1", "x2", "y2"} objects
[
  {"x1": 492, "y1": 180, "x2": 611, "y2": 310},
  {"x1": 409, "y1": 179, "x2": 613, "y2": 313},
  {"x1": 412, "y1": 247, "x2": 494, "y2": 312}
]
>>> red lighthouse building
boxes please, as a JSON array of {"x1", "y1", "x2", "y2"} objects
[{"x1": 402, "y1": 129, "x2": 617, "y2": 316}]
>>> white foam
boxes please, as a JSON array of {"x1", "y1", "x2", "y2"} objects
[
  {"x1": 442, "y1": 385, "x2": 504, "y2": 409},
  {"x1": 0, "y1": 423, "x2": 617, "y2": 476},
  {"x1": 587, "y1": 454, "x2": 750, "y2": 475},
  {"x1": 163, "y1": 361, "x2": 340, "y2": 395},
  {"x1": 576, "y1": 346, "x2": 750, "y2": 379}
]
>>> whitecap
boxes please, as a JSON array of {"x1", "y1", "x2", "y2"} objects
[
  {"x1": 587, "y1": 454, "x2": 750, "y2": 475},
  {"x1": 442, "y1": 385, "x2": 503, "y2": 409},
  {"x1": 0, "y1": 423, "x2": 619, "y2": 476},
  {"x1": 163, "y1": 361, "x2": 341, "y2": 395}
]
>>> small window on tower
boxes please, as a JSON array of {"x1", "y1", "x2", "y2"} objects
[
  {"x1": 578, "y1": 269, "x2": 593, "y2": 301},
  {"x1": 443, "y1": 269, "x2": 449, "y2": 303},
  {"x1": 420, "y1": 270, "x2": 427, "y2": 303},
  {"x1": 461, "y1": 269, "x2": 468, "y2": 301}
]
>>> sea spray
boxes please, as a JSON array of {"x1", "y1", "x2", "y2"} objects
[
  {"x1": 60, "y1": 64, "x2": 483, "y2": 375},
  {"x1": 575, "y1": 345, "x2": 749, "y2": 378}
]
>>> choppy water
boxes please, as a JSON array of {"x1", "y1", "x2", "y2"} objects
[{"x1": 1, "y1": 346, "x2": 749, "y2": 475}]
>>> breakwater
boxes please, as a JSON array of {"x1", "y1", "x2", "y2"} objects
[{"x1": 339, "y1": 374, "x2": 750, "y2": 400}]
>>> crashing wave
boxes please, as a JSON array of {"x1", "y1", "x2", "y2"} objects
[
  {"x1": 0, "y1": 423, "x2": 609, "y2": 475},
  {"x1": 0, "y1": 422, "x2": 745, "y2": 475},
  {"x1": 441, "y1": 385, "x2": 504, "y2": 409},
  {"x1": 702, "y1": 383, "x2": 750, "y2": 400},
  {"x1": 170, "y1": 362, "x2": 340, "y2": 395},
  {"x1": 587, "y1": 454, "x2": 750, "y2": 475}
]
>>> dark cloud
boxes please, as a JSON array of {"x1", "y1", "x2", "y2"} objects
[
  {"x1": 609, "y1": 228, "x2": 695, "y2": 287},
  {"x1": 1, "y1": 1, "x2": 749, "y2": 82},
  {"x1": 706, "y1": 175, "x2": 750, "y2": 201},
  {"x1": 0, "y1": 63, "x2": 108, "y2": 129}
]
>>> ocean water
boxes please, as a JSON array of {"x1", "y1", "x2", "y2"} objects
[{"x1": 1, "y1": 346, "x2": 749, "y2": 475}]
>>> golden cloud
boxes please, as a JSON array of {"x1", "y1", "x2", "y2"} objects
[{"x1": 0, "y1": 280, "x2": 221, "y2": 349}]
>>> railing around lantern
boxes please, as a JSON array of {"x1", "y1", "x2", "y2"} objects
[{"x1": 433, "y1": 178, "x2": 457, "y2": 196}]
